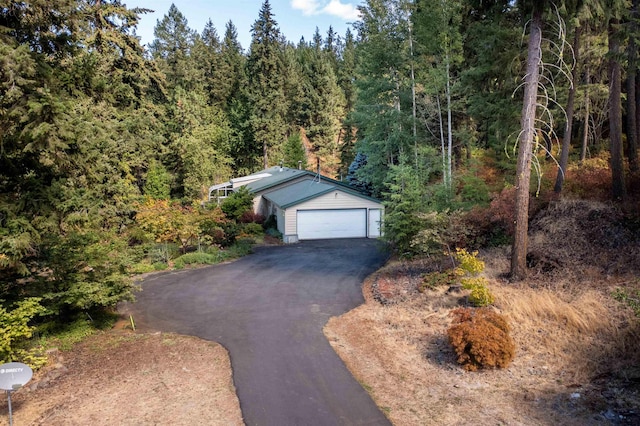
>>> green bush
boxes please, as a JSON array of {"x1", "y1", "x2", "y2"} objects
[
  {"x1": 419, "y1": 270, "x2": 459, "y2": 292},
  {"x1": 153, "y1": 262, "x2": 168, "y2": 271},
  {"x1": 455, "y1": 249, "x2": 494, "y2": 307},
  {"x1": 263, "y1": 214, "x2": 277, "y2": 230},
  {"x1": 128, "y1": 262, "x2": 156, "y2": 275},
  {"x1": 447, "y1": 307, "x2": 515, "y2": 371},
  {"x1": 221, "y1": 186, "x2": 254, "y2": 220},
  {"x1": 243, "y1": 222, "x2": 264, "y2": 236},
  {"x1": 225, "y1": 239, "x2": 253, "y2": 258},
  {"x1": 173, "y1": 252, "x2": 218, "y2": 269},
  {"x1": 265, "y1": 227, "x2": 282, "y2": 239},
  {"x1": 0, "y1": 298, "x2": 46, "y2": 367},
  {"x1": 150, "y1": 243, "x2": 180, "y2": 263}
]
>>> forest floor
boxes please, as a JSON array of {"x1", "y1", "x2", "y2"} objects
[{"x1": 1, "y1": 199, "x2": 639, "y2": 425}]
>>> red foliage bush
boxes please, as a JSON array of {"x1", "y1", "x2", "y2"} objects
[
  {"x1": 563, "y1": 165, "x2": 611, "y2": 201},
  {"x1": 239, "y1": 211, "x2": 265, "y2": 224},
  {"x1": 447, "y1": 307, "x2": 515, "y2": 371},
  {"x1": 463, "y1": 187, "x2": 516, "y2": 247}
]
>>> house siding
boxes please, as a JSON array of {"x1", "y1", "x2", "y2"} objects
[{"x1": 284, "y1": 190, "x2": 383, "y2": 237}]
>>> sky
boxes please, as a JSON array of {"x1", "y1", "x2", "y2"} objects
[{"x1": 127, "y1": 0, "x2": 362, "y2": 51}]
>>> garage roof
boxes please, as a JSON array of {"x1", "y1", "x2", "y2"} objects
[
  {"x1": 262, "y1": 180, "x2": 335, "y2": 209},
  {"x1": 245, "y1": 167, "x2": 309, "y2": 193}
]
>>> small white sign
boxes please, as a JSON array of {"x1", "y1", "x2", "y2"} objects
[{"x1": 0, "y1": 362, "x2": 33, "y2": 391}]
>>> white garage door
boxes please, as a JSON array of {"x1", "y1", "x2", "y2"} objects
[{"x1": 297, "y1": 209, "x2": 367, "y2": 240}]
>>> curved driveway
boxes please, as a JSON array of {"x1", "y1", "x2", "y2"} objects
[{"x1": 125, "y1": 239, "x2": 391, "y2": 426}]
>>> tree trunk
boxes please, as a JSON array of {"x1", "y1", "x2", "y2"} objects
[
  {"x1": 608, "y1": 18, "x2": 627, "y2": 200},
  {"x1": 628, "y1": 0, "x2": 639, "y2": 172},
  {"x1": 437, "y1": 95, "x2": 446, "y2": 185},
  {"x1": 263, "y1": 140, "x2": 268, "y2": 169},
  {"x1": 554, "y1": 25, "x2": 581, "y2": 193},
  {"x1": 580, "y1": 80, "x2": 589, "y2": 164},
  {"x1": 510, "y1": 9, "x2": 543, "y2": 281},
  {"x1": 409, "y1": 20, "x2": 417, "y2": 168},
  {"x1": 446, "y1": 57, "x2": 453, "y2": 193}
]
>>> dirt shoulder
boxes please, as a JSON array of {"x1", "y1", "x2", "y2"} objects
[{"x1": 0, "y1": 331, "x2": 243, "y2": 426}]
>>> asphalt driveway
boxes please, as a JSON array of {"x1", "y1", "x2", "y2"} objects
[{"x1": 124, "y1": 239, "x2": 391, "y2": 426}]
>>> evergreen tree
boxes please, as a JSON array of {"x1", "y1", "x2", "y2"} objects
[
  {"x1": 247, "y1": 0, "x2": 288, "y2": 168},
  {"x1": 350, "y1": 0, "x2": 415, "y2": 196},
  {"x1": 338, "y1": 29, "x2": 358, "y2": 177},
  {"x1": 283, "y1": 132, "x2": 308, "y2": 169},
  {"x1": 194, "y1": 19, "x2": 224, "y2": 106},
  {"x1": 149, "y1": 4, "x2": 199, "y2": 91}
]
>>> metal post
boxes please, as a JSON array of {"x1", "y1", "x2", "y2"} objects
[{"x1": 7, "y1": 390, "x2": 13, "y2": 426}]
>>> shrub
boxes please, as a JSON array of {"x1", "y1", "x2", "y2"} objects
[
  {"x1": 173, "y1": 252, "x2": 217, "y2": 269},
  {"x1": 419, "y1": 270, "x2": 460, "y2": 292},
  {"x1": 242, "y1": 222, "x2": 264, "y2": 236},
  {"x1": 455, "y1": 248, "x2": 494, "y2": 307},
  {"x1": 463, "y1": 187, "x2": 516, "y2": 248},
  {"x1": 447, "y1": 307, "x2": 515, "y2": 371},
  {"x1": 0, "y1": 298, "x2": 46, "y2": 367},
  {"x1": 462, "y1": 277, "x2": 495, "y2": 306},
  {"x1": 221, "y1": 186, "x2": 254, "y2": 220},
  {"x1": 153, "y1": 262, "x2": 168, "y2": 271},
  {"x1": 239, "y1": 211, "x2": 265, "y2": 224},
  {"x1": 265, "y1": 227, "x2": 282, "y2": 239}
]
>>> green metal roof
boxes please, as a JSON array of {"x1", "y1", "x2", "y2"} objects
[
  {"x1": 262, "y1": 180, "x2": 336, "y2": 209},
  {"x1": 235, "y1": 166, "x2": 382, "y2": 207},
  {"x1": 245, "y1": 167, "x2": 309, "y2": 192}
]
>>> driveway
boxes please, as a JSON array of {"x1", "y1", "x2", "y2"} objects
[{"x1": 125, "y1": 239, "x2": 391, "y2": 426}]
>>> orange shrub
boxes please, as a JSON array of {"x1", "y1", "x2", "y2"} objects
[{"x1": 447, "y1": 307, "x2": 515, "y2": 371}]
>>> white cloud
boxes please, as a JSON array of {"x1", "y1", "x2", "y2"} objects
[
  {"x1": 322, "y1": 0, "x2": 361, "y2": 20},
  {"x1": 291, "y1": 0, "x2": 321, "y2": 16},
  {"x1": 291, "y1": 0, "x2": 361, "y2": 20}
]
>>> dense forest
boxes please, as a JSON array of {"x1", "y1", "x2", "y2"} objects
[{"x1": 1, "y1": 0, "x2": 639, "y2": 361}]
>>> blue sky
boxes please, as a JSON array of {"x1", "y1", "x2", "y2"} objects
[{"x1": 127, "y1": 1, "x2": 362, "y2": 51}]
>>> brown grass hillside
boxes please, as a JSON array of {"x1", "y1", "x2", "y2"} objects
[{"x1": 325, "y1": 198, "x2": 640, "y2": 425}]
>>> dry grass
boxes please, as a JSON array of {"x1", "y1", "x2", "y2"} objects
[{"x1": 325, "y1": 251, "x2": 640, "y2": 425}]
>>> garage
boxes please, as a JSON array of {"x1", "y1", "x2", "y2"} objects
[{"x1": 297, "y1": 209, "x2": 367, "y2": 240}]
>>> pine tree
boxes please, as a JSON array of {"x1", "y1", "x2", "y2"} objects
[
  {"x1": 149, "y1": 4, "x2": 199, "y2": 91},
  {"x1": 247, "y1": 0, "x2": 288, "y2": 168},
  {"x1": 283, "y1": 132, "x2": 308, "y2": 169}
]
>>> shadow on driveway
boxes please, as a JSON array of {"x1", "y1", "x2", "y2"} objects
[{"x1": 123, "y1": 239, "x2": 391, "y2": 426}]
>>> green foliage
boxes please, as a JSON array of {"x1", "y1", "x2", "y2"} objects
[
  {"x1": 419, "y1": 270, "x2": 460, "y2": 292},
  {"x1": 461, "y1": 277, "x2": 495, "y2": 307},
  {"x1": 247, "y1": 0, "x2": 288, "y2": 165},
  {"x1": 242, "y1": 222, "x2": 264, "y2": 236},
  {"x1": 455, "y1": 248, "x2": 485, "y2": 275},
  {"x1": 144, "y1": 161, "x2": 172, "y2": 200},
  {"x1": 265, "y1": 227, "x2": 283, "y2": 239},
  {"x1": 0, "y1": 298, "x2": 46, "y2": 366},
  {"x1": 221, "y1": 186, "x2": 254, "y2": 221},
  {"x1": 410, "y1": 210, "x2": 470, "y2": 256},
  {"x1": 173, "y1": 252, "x2": 218, "y2": 269},
  {"x1": 447, "y1": 307, "x2": 515, "y2": 371},
  {"x1": 457, "y1": 173, "x2": 491, "y2": 208},
  {"x1": 612, "y1": 287, "x2": 640, "y2": 317},
  {"x1": 226, "y1": 239, "x2": 254, "y2": 258},
  {"x1": 418, "y1": 249, "x2": 494, "y2": 306},
  {"x1": 283, "y1": 132, "x2": 307, "y2": 169},
  {"x1": 455, "y1": 248, "x2": 494, "y2": 307},
  {"x1": 382, "y1": 157, "x2": 436, "y2": 256},
  {"x1": 44, "y1": 318, "x2": 97, "y2": 351}
]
